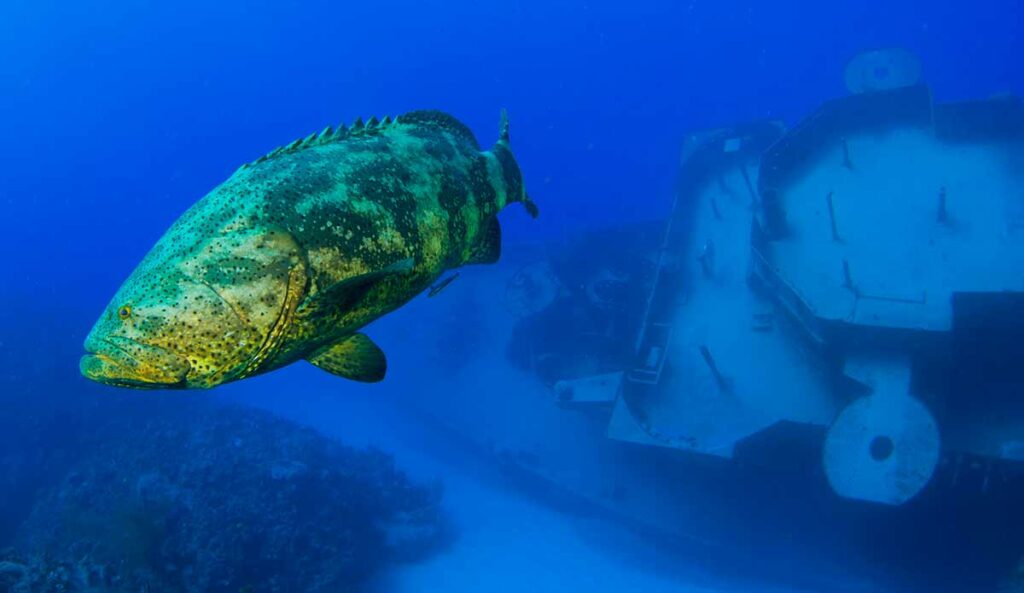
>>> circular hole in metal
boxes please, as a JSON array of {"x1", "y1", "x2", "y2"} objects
[{"x1": 869, "y1": 435, "x2": 895, "y2": 461}]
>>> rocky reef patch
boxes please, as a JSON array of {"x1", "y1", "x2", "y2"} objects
[{"x1": 0, "y1": 395, "x2": 448, "y2": 593}]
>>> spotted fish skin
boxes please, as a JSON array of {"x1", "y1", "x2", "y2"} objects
[{"x1": 80, "y1": 110, "x2": 536, "y2": 389}]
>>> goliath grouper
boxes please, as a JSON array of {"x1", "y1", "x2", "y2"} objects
[{"x1": 81, "y1": 110, "x2": 537, "y2": 389}]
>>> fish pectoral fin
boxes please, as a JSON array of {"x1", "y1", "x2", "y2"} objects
[
  {"x1": 307, "y1": 333, "x2": 387, "y2": 382},
  {"x1": 298, "y1": 257, "x2": 415, "y2": 320},
  {"x1": 383, "y1": 257, "x2": 415, "y2": 274},
  {"x1": 465, "y1": 218, "x2": 501, "y2": 265}
]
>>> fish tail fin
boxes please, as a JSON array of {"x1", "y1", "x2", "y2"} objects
[
  {"x1": 498, "y1": 108, "x2": 511, "y2": 145},
  {"x1": 494, "y1": 109, "x2": 539, "y2": 219}
]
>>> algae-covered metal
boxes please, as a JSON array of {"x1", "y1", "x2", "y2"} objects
[{"x1": 81, "y1": 110, "x2": 536, "y2": 389}]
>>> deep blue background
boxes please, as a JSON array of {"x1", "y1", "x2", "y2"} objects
[
  {"x1": 0, "y1": 2, "x2": 1022, "y2": 589},
  {"x1": 0, "y1": 0, "x2": 1021, "y2": 372}
]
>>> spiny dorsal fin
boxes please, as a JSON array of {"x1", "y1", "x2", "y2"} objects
[
  {"x1": 315, "y1": 125, "x2": 334, "y2": 145},
  {"x1": 240, "y1": 111, "x2": 450, "y2": 170}
]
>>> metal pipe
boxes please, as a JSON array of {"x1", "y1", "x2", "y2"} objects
[
  {"x1": 700, "y1": 345, "x2": 729, "y2": 392},
  {"x1": 937, "y1": 186, "x2": 948, "y2": 223},
  {"x1": 697, "y1": 240, "x2": 715, "y2": 278},
  {"x1": 739, "y1": 164, "x2": 758, "y2": 206},
  {"x1": 826, "y1": 191, "x2": 841, "y2": 242},
  {"x1": 842, "y1": 259, "x2": 859, "y2": 297}
]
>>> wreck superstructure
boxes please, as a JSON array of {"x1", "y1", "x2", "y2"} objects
[
  {"x1": 388, "y1": 50, "x2": 1024, "y2": 591},
  {"x1": 552, "y1": 50, "x2": 1024, "y2": 507}
]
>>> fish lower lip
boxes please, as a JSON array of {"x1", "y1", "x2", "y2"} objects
[
  {"x1": 80, "y1": 353, "x2": 126, "y2": 382},
  {"x1": 79, "y1": 349, "x2": 186, "y2": 389}
]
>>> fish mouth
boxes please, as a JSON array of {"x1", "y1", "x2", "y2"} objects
[{"x1": 80, "y1": 337, "x2": 191, "y2": 389}]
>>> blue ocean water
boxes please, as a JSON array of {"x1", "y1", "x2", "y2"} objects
[{"x1": 2, "y1": 1, "x2": 1023, "y2": 592}]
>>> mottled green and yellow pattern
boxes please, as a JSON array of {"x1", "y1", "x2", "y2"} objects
[{"x1": 81, "y1": 110, "x2": 536, "y2": 389}]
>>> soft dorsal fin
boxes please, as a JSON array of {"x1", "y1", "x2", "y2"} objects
[{"x1": 395, "y1": 110, "x2": 481, "y2": 150}]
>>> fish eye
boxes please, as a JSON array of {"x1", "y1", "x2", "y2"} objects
[{"x1": 117, "y1": 305, "x2": 132, "y2": 320}]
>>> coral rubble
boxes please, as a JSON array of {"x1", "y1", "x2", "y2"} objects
[{"x1": 0, "y1": 397, "x2": 446, "y2": 593}]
